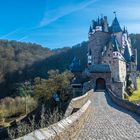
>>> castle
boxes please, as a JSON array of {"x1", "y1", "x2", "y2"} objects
[{"x1": 70, "y1": 14, "x2": 137, "y2": 98}]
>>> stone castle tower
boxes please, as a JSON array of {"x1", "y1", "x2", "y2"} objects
[{"x1": 70, "y1": 14, "x2": 137, "y2": 98}]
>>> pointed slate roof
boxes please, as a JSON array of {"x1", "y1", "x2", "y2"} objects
[
  {"x1": 89, "y1": 64, "x2": 111, "y2": 73},
  {"x1": 92, "y1": 20, "x2": 97, "y2": 29},
  {"x1": 123, "y1": 45, "x2": 132, "y2": 62},
  {"x1": 111, "y1": 35, "x2": 120, "y2": 52},
  {"x1": 88, "y1": 26, "x2": 92, "y2": 34},
  {"x1": 111, "y1": 17, "x2": 122, "y2": 33},
  {"x1": 69, "y1": 57, "x2": 82, "y2": 72}
]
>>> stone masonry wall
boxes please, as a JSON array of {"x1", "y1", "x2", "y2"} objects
[
  {"x1": 111, "y1": 82, "x2": 125, "y2": 98},
  {"x1": 90, "y1": 72, "x2": 111, "y2": 89},
  {"x1": 107, "y1": 88, "x2": 140, "y2": 115},
  {"x1": 89, "y1": 31, "x2": 110, "y2": 64}
]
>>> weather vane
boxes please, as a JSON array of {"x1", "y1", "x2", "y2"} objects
[{"x1": 113, "y1": 11, "x2": 117, "y2": 17}]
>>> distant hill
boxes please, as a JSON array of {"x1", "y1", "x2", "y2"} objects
[{"x1": 0, "y1": 34, "x2": 140, "y2": 98}]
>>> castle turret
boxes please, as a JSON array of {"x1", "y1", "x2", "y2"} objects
[
  {"x1": 123, "y1": 44, "x2": 131, "y2": 63},
  {"x1": 103, "y1": 16, "x2": 109, "y2": 32},
  {"x1": 112, "y1": 35, "x2": 122, "y2": 59},
  {"x1": 111, "y1": 35, "x2": 126, "y2": 83},
  {"x1": 111, "y1": 17, "x2": 122, "y2": 33},
  {"x1": 95, "y1": 17, "x2": 103, "y2": 32},
  {"x1": 121, "y1": 27, "x2": 127, "y2": 53},
  {"x1": 111, "y1": 13, "x2": 122, "y2": 45},
  {"x1": 88, "y1": 26, "x2": 93, "y2": 38}
]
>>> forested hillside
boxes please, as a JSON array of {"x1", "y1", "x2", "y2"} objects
[
  {"x1": 0, "y1": 40, "x2": 87, "y2": 98},
  {"x1": 0, "y1": 34, "x2": 140, "y2": 98}
]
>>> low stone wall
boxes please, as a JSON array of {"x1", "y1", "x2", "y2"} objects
[
  {"x1": 16, "y1": 90, "x2": 93, "y2": 140},
  {"x1": 64, "y1": 90, "x2": 93, "y2": 117},
  {"x1": 16, "y1": 100, "x2": 91, "y2": 140},
  {"x1": 107, "y1": 88, "x2": 140, "y2": 115}
]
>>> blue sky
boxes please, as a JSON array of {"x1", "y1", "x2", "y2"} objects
[{"x1": 0, "y1": 0, "x2": 140, "y2": 49}]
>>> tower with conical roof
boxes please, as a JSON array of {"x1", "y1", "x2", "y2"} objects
[
  {"x1": 70, "y1": 13, "x2": 137, "y2": 99},
  {"x1": 111, "y1": 12, "x2": 123, "y2": 46}
]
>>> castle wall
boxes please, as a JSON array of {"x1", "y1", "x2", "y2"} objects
[
  {"x1": 118, "y1": 60, "x2": 126, "y2": 82},
  {"x1": 88, "y1": 32, "x2": 110, "y2": 64},
  {"x1": 101, "y1": 43, "x2": 126, "y2": 83},
  {"x1": 129, "y1": 62, "x2": 137, "y2": 89},
  {"x1": 111, "y1": 82, "x2": 125, "y2": 98},
  {"x1": 101, "y1": 42, "x2": 113, "y2": 80},
  {"x1": 90, "y1": 72, "x2": 111, "y2": 89},
  {"x1": 111, "y1": 59, "x2": 126, "y2": 82}
]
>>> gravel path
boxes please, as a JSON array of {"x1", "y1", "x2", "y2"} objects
[{"x1": 77, "y1": 92, "x2": 140, "y2": 140}]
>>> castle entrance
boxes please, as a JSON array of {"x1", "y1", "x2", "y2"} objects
[{"x1": 95, "y1": 78, "x2": 106, "y2": 90}]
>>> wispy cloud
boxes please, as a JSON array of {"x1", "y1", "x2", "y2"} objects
[
  {"x1": 0, "y1": 29, "x2": 20, "y2": 39},
  {"x1": 18, "y1": 36, "x2": 28, "y2": 42},
  {"x1": 39, "y1": 0, "x2": 97, "y2": 27}
]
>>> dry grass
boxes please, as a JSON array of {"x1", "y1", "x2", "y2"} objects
[
  {"x1": 0, "y1": 96, "x2": 37, "y2": 127},
  {"x1": 8, "y1": 106, "x2": 63, "y2": 139}
]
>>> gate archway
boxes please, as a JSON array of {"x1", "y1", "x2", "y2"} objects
[{"x1": 95, "y1": 78, "x2": 106, "y2": 90}]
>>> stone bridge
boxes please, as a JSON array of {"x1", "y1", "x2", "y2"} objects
[
  {"x1": 78, "y1": 91, "x2": 140, "y2": 140},
  {"x1": 16, "y1": 90, "x2": 140, "y2": 140}
]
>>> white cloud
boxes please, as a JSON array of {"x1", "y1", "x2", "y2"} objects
[
  {"x1": 18, "y1": 36, "x2": 28, "y2": 42},
  {"x1": 0, "y1": 29, "x2": 20, "y2": 39},
  {"x1": 39, "y1": 0, "x2": 97, "y2": 27}
]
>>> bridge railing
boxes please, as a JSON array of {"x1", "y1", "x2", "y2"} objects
[{"x1": 107, "y1": 88, "x2": 140, "y2": 115}]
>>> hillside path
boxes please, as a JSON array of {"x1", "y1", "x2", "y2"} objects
[{"x1": 77, "y1": 92, "x2": 140, "y2": 140}]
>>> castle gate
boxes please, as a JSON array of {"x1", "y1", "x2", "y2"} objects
[{"x1": 95, "y1": 78, "x2": 106, "y2": 90}]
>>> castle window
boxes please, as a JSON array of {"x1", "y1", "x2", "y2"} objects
[
  {"x1": 89, "y1": 48, "x2": 92, "y2": 55},
  {"x1": 108, "y1": 54, "x2": 110, "y2": 57},
  {"x1": 109, "y1": 61, "x2": 111, "y2": 64}
]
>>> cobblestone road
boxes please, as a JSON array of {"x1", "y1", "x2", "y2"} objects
[{"x1": 77, "y1": 92, "x2": 140, "y2": 140}]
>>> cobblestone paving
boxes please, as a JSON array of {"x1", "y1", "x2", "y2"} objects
[{"x1": 78, "y1": 92, "x2": 140, "y2": 140}]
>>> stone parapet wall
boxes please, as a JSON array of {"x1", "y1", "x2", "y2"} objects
[
  {"x1": 64, "y1": 90, "x2": 93, "y2": 118},
  {"x1": 16, "y1": 100, "x2": 91, "y2": 140},
  {"x1": 16, "y1": 91, "x2": 92, "y2": 140},
  {"x1": 107, "y1": 88, "x2": 140, "y2": 115}
]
